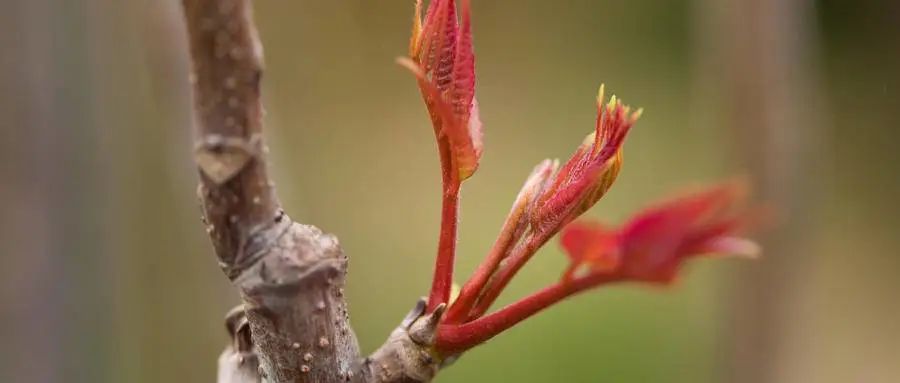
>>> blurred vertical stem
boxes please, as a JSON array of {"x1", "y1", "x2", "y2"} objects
[
  {"x1": 1, "y1": 0, "x2": 112, "y2": 381},
  {"x1": 0, "y1": 2, "x2": 63, "y2": 381},
  {"x1": 692, "y1": 0, "x2": 824, "y2": 382}
]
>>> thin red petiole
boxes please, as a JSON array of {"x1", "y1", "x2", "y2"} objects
[
  {"x1": 436, "y1": 272, "x2": 622, "y2": 355},
  {"x1": 443, "y1": 207, "x2": 523, "y2": 323},
  {"x1": 466, "y1": 231, "x2": 551, "y2": 320},
  {"x1": 427, "y1": 142, "x2": 461, "y2": 312}
]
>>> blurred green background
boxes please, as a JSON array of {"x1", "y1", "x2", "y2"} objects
[{"x1": 2, "y1": 0, "x2": 899, "y2": 382}]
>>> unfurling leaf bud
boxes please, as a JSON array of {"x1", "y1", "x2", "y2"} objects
[
  {"x1": 402, "y1": 0, "x2": 482, "y2": 181},
  {"x1": 531, "y1": 85, "x2": 641, "y2": 237}
]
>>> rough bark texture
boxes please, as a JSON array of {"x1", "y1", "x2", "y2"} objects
[{"x1": 181, "y1": 1, "x2": 443, "y2": 382}]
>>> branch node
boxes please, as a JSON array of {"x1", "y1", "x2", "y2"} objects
[
  {"x1": 408, "y1": 303, "x2": 445, "y2": 346},
  {"x1": 364, "y1": 299, "x2": 447, "y2": 383},
  {"x1": 218, "y1": 305, "x2": 260, "y2": 383}
]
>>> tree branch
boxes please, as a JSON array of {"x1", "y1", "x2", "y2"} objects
[
  {"x1": 182, "y1": 0, "x2": 362, "y2": 381},
  {"x1": 181, "y1": 1, "x2": 446, "y2": 382}
]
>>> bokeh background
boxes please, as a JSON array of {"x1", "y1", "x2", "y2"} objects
[{"x1": 2, "y1": 0, "x2": 899, "y2": 382}]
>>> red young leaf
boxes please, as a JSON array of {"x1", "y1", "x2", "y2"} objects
[
  {"x1": 560, "y1": 180, "x2": 759, "y2": 284},
  {"x1": 405, "y1": 0, "x2": 482, "y2": 181}
]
